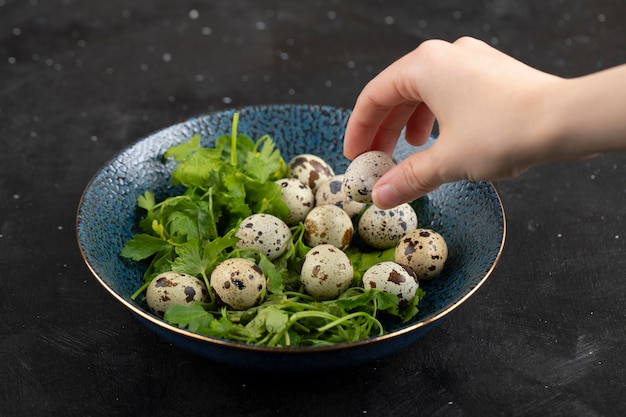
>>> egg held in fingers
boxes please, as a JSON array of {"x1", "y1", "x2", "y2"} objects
[{"x1": 343, "y1": 151, "x2": 396, "y2": 204}]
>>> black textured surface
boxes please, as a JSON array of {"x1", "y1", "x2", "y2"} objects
[{"x1": 1, "y1": 1, "x2": 625, "y2": 416}]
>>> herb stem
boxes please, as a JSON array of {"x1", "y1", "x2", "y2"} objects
[
  {"x1": 316, "y1": 312, "x2": 384, "y2": 335},
  {"x1": 230, "y1": 112, "x2": 239, "y2": 167}
]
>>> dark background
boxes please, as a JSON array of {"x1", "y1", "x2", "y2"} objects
[{"x1": 2, "y1": 1, "x2": 625, "y2": 416}]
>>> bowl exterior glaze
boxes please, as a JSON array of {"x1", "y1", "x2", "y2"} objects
[{"x1": 77, "y1": 104, "x2": 505, "y2": 371}]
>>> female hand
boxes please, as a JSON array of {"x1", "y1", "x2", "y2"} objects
[{"x1": 344, "y1": 37, "x2": 626, "y2": 208}]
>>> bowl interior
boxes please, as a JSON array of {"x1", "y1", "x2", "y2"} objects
[{"x1": 77, "y1": 104, "x2": 505, "y2": 345}]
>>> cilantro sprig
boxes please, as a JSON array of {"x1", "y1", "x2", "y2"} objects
[{"x1": 121, "y1": 114, "x2": 424, "y2": 347}]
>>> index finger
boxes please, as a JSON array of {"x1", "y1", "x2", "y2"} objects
[{"x1": 343, "y1": 56, "x2": 425, "y2": 160}]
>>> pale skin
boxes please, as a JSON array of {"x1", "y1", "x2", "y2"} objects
[{"x1": 344, "y1": 37, "x2": 626, "y2": 209}]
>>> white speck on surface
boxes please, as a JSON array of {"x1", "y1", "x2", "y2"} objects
[
  {"x1": 384, "y1": 15, "x2": 394, "y2": 24},
  {"x1": 327, "y1": 10, "x2": 336, "y2": 20},
  {"x1": 90, "y1": 135, "x2": 98, "y2": 142},
  {"x1": 324, "y1": 80, "x2": 332, "y2": 87},
  {"x1": 598, "y1": 13, "x2": 606, "y2": 22},
  {"x1": 13, "y1": 194, "x2": 20, "y2": 199},
  {"x1": 57, "y1": 226, "x2": 63, "y2": 230},
  {"x1": 201, "y1": 26, "x2": 212, "y2": 35},
  {"x1": 255, "y1": 21, "x2": 266, "y2": 30},
  {"x1": 13, "y1": 27, "x2": 22, "y2": 36},
  {"x1": 189, "y1": 9, "x2": 199, "y2": 19},
  {"x1": 194, "y1": 74, "x2": 204, "y2": 81},
  {"x1": 590, "y1": 174, "x2": 596, "y2": 180},
  {"x1": 8, "y1": 56, "x2": 16, "y2": 64},
  {"x1": 287, "y1": 88, "x2": 295, "y2": 95},
  {"x1": 557, "y1": 233, "x2": 562, "y2": 238},
  {"x1": 168, "y1": 95, "x2": 175, "y2": 102},
  {"x1": 222, "y1": 96, "x2": 232, "y2": 104},
  {"x1": 162, "y1": 52, "x2": 172, "y2": 62},
  {"x1": 30, "y1": 131, "x2": 37, "y2": 138},
  {"x1": 346, "y1": 60, "x2": 355, "y2": 68}
]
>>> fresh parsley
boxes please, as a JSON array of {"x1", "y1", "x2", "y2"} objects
[{"x1": 121, "y1": 113, "x2": 424, "y2": 347}]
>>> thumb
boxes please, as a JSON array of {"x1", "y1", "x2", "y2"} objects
[{"x1": 371, "y1": 146, "x2": 446, "y2": 209}]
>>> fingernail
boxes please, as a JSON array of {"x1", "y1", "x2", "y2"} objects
[{"x1": 372, "y1": 183, "x2": 402, "y2": 209}]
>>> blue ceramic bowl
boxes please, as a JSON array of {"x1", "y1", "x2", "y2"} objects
[{"x1": 76, "y1": 104, "x2": 505, "y2": 371}]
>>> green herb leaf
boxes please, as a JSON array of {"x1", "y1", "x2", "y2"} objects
[{"x1": 120, "y1": 234, "x2": 171, "y2": 261}]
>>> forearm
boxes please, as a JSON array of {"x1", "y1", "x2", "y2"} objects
[{"x1": 546, "y1": 64, "x2": 626, "y2": 159}]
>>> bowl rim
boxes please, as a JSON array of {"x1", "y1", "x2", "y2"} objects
[{"x1": 76, "y1": 104, "x2": 506, "y2": 354}]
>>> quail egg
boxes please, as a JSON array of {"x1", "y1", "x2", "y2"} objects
[
  {"x1": 315, "y1": 175, "x2": 366, "y2": 218},
  {"x1": 304, "y1": 204, "x2": 354, "y2": 250},
  {"x1": 145, "y1": 271, "x2": 208, "y2": 316},
  {"x1": 362, "y1": 261, "x2": 420, "y2": 307},
  {"x1": 395, "y1": 228, "x2": 448, "y2": 280},
  {"x1": 287, "y1": 154, "x2": 335, "y2": 193},
  {"x1": 343, "y1": 151, "x2": 397, "y2": 203},
  {"x1": 210, "y1": 258, "x2": 266, "y2": 310},
  {"x1": 357, "y1": 203, "x2": 418, "y2": 249},
  {"x1": 276, "y1": 178, "x2": 315, "y2": 225},
  {"x1": 300, "y1": 244, "x2": 354, "y2": 300},
  {"x1": 235, "y1": 213, "x2": 292, "y2": 260}
]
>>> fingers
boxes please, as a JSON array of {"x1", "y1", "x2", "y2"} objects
[
  {"x1": 367, "y1": 102, "x2": 418, "y2": 152},
  {"x1": 405, "y1": 102, "x2": 435, "y2": 146},
  {"x1": 343, "y1": 94, "x2": 412, "y2": 160},
  {"x1": 344, "y1": 52, "x2": 426, "y2": 159},
  {"x1": 371, "y1": 145, "x2": 446, "y2": 209},
  {"x1": 344, "y1": 41, "x2": 452, "y2": 160}
]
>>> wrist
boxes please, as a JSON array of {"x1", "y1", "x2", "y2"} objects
[{"x1": 543, "y1": 65, "x2": 626, "y2": 160}]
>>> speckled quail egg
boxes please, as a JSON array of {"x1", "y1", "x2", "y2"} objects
[
  {"x1": 304, "y1": 204, "x2": 354, "y2": 250},
  {"x1": 235, "y1": 213, "x2": 292, "y2": 260},
  {"x1": 275, "y1": 178, "x2": 315, "y2": 225},
  {"x1": 343, "y1": 151, "x2": 397, "y2": 203},
  {"x1": 357, "y1": 203, "x2": 418, "y2": 249},
  {"x1": 300, "y1": 244, "x2": 354, "y2": 300},
  {"x1": 145, "y1": 271, "x2": 208, "y2": 316},
  {"x1": 210, "y1": 258, "x2": 266, "y2": 310},
  {"x1": 362, "y1": 261, "x2": 420, "y2": 307},
  {"x1": 315, "y1": 175, "x2": 366, "y2": 218},
  {"x1": 287, "y1": 154, "x2": 335, "y2": 193},
  {"x1": 395, "y1": 228, "x2": 448, "y2": 280}
]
